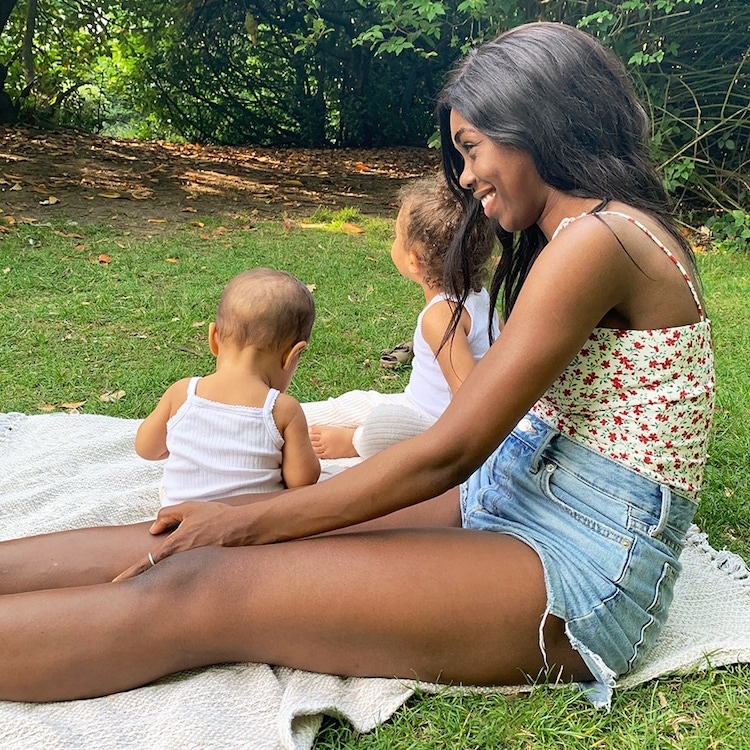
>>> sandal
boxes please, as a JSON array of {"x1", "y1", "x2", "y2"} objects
[{"x1": 380, "y1": 341, "x2": 413, "y2": 368}]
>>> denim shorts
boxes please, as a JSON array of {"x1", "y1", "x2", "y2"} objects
[{"x1": 460, "y1": 411, "x2": 697, "y2": 708}]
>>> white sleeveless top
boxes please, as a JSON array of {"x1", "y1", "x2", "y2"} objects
[
  {"x1": 160, "y1": 377, "x2": 285, "y2": 505},
  {"x1": 405, "y1": 288, "x2": 500, "y2": 420},
  {"x1": 531, "y1": 211, "x2": 715, "y2": 499}
]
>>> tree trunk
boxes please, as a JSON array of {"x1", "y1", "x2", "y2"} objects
[{"x1": 22, "y1": 0, "x2": 37, "y2": 85}]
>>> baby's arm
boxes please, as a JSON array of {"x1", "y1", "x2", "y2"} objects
[
  {"x1": 134, "y1": 378, "x2": 190, "y2": 460},
  {"x1": 275, "y1": 394, "x2": 321, "y2": 487},
  {"x1": 420, "y1": 300, "x2": 479, "y2": 395}
]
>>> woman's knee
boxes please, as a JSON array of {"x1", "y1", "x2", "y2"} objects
[{"x1": 140, "y1": 546, "x2": 239, "y2": 604}]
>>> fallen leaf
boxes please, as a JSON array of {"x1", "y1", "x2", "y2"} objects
[
  {"x1": 39, "y1": 196, "x2": 60, "y2": 206},
  {"x1": 74, "y1": 243, "x2": 87, "y2": 251},
  {"x1": 53, "y1": 230, "x2": 83, "y2": 239},
  {"x1": 340, "y1": 222, "x2": 364, "y2": 234},
  {"x1": 130, "y1": 188, "x2": 153, "y2": 200},
  {"x1": 298, "y1": 222, "x2": 328, "y2": 230},
  {"x1": 165, "y1": 257, "x2": 179, "y2": 264},
  {"x1": 2, "y1": 267, "x2": 9, "y2": 273},
  {"x1": 281, "y1": 179, "x2": 304, "y2": 187},
  {"x1": 9, "y1": 183, "x2": 22, "y2": 191},
  {"x1": 3, "y1": 215, "x2": 16, "y2": 225},
  {"x1": 39, "y1": 404, "x2": 56, "y2": 412},
  {"x1": 147, "y1": 218, "x2": 168, "y2": 224},
  {"x1": 189, "y1": 220, "x2": 205, "y2": 228},
  {"x1": 98, "y1": 253, "x2": 112, "y2": 264},
  {"x1": 60, "y1": 400, "x2": 87, "y2": 409},
  {"x1": 182, "y1": 206, "x2": 198, "y2": 213},
  {"x1": 97, "y1": 192, "x2": 121, "y2": 199},
  {"x1": 33, "y1": 184, "x2": 47, "y2": 193},
  {"x1": 306, "y1": 284, "x2": 316, "y2": 292},
  {"x1": 99, "y1": 390, "x2": 126, "y2": 403},
  {"x1": 355, "y1": 162, "x2": 370, "y2": 171},
  {"x1": 192, "y1": 321, "x2": 205, "y2": 327}
]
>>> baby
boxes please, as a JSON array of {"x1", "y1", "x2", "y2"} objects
[{"x1": 136, "y1": 267, "x2": 320, "y2": 505}]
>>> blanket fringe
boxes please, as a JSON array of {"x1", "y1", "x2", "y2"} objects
[{"x1": 685, "y1": 523, "x2": 750, "y2": 589}]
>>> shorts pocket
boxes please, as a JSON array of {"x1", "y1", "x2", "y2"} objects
[{"x1": 540, "y1": 460, "x2": 634, "y2": 586}]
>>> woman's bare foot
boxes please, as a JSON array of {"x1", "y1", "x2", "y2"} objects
[{"x1": 309, "y1": 426, "x2": 359, "y2": 459}]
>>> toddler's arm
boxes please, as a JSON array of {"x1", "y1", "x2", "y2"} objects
[
  {"x1": 420, "y1": 299, "x2": 479, "y2": 395},
  {"x1": 135, "y1": 378, "x2": 189, "y2": 460},
  {"x1": 275, "y1": 394, "x2": 321, "y2": 487}
]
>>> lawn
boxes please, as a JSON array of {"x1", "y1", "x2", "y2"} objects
[{"x1": 1, "y1": 210, "x2": 749, "y2": 748}]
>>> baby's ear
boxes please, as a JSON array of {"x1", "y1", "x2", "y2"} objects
[
  {"x1": 282, "y1": 340, "x2": 307, "y2": 371},
  {"x1": 208, "y1": 322, "x2": 220, "y2": 356}
]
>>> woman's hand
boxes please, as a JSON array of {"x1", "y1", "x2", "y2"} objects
[{"x1": 113, "y1": 501, "x2": 241, "y2": 581}]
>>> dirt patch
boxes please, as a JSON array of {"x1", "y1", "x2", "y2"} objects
[{"x1": 0, "y1": 125, "x2": 440, "y2": 232}]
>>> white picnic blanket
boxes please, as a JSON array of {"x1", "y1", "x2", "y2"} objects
[{"x1": 1, "y1": 411, "x2": 749, "y2": 749}]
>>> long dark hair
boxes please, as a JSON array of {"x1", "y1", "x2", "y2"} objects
[{"x1": 436, "y1": 21, "x2": 694, "y2": 329}]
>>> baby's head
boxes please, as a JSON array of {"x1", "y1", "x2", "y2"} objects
[
  {"x1": 214, "y1": 268, "x2": 315, "y2": 356},
  {"x1": 397, "y1": 174, "x2": 495, "y2": 292}
]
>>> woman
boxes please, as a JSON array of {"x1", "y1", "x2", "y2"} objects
[{"x1": 0, "y1": 22, "x2": 714, "y2": 709}]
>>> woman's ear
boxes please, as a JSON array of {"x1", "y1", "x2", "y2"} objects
[
  {"x1": 208, "y1": 322, "x2": 220, "y2": 356},
  {"x1": 282, "y1": 340, "x2": 307, "y2": 371}
]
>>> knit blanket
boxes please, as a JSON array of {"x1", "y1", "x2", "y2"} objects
[{"x1": 1, "y1": 411, "x2": 749, "y2": 749}]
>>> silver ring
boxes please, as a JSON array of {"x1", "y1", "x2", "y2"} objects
[{"x1": 148, "y1": 552, "x2": 156, "y2": 567}]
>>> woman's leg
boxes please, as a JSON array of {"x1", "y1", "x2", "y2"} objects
[
  {"x1": 0, "y1": 525, "x2": 591, "y2": 702},
  {"x1": 0, "y1": 522, "x2": 157, "y2": 594},
  {"x1": 0, "y1": 490, "x2": 460, "y2": 595}
]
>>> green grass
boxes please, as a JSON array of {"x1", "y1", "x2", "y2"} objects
[
  {"x1": 1, "y1": 214, "x2": 749, "y2": 748},
  {"x1": 0, "y1": 212, "x2": 419, "y2": 417}
]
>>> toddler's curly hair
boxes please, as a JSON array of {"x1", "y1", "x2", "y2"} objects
[{"x1": 398, "y1": 173, "x2": 496, "y2": 292}]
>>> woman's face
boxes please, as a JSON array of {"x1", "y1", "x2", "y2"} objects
[{"x1": 449, "y1": 109, "x2": 549, "y2": 233}]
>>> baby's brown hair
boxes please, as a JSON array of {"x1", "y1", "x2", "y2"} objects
[
  {"x1": 398, "y1": 173, "x2": 496, "y2": 292},
  {"x1": 214, "y1": 268, "x2": 315, "y2": 352}
]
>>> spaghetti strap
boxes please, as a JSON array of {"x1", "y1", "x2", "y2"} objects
[
  {"x1": 186, "y1": 376, "x2": 201, "y2": 397},
  {"x1": 553, "y1": 210, "x2": 705, "y2": 320}
]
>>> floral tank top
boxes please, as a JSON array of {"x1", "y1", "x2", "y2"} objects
[{"x1": 531, "y1": 211, "x2": 715, "y2": 500}]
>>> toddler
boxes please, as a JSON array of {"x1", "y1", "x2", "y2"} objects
[
  {"x1": 136, "y1": 267, "x2": 320, "y2": 505},
  {"x1": 305, "y1": 174, "x2": 499, "y2": 459}
]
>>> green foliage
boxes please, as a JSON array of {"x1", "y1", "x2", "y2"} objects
[
  {"x1": 707, "y1": 210, "x2": 750, "y2": 252},
  {"x1": 574, "y1": 0, "x2": 749, "y2": 211},
  {"x1": 0, "y1": 0, "x2": 747, "y2": 209}
]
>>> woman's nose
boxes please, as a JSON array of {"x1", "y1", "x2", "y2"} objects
[{"x1": 458, "y1": 161, "x2": 475, "y2": 191}]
